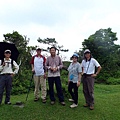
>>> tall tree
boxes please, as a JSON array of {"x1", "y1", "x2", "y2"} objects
[
  {"x1": 3, "y1": 31, "x2": 35, "y2": 69},
  {"x1": 82, "y1": 28, "x2": 120, "y2": 81},
  {"x1": 37, "y1": 37, "x2": 69, "y2": 55}
]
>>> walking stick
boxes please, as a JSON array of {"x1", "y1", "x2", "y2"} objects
[{"x1": 25, "y1": 73, "x2": 34, "y2": 101}]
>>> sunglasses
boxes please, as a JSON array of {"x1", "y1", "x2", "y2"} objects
[
  {"x1": 72, "y1": 57, "x2": 77, "y2": 59},
  {"x1": 5, "y1": 52, "x2": 11, "y2": 54}
]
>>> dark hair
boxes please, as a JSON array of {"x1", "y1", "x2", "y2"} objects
[
  {"x1": 36, "y1": 48, "x2": 41, "y2": 51},
  {"x1": 50, "y1": 47, "x2": 57, "y2": 51},
  {"x1": 83, "y1": 53, "x2": 92, "y2": 61}
]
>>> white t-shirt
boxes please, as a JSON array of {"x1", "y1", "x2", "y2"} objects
[
  {"x1": 81, "y1": 58, "x2": 100, "y2": 74},
  {"x1": 34, "y1": 57, "x2": 44, "y2": 76}
]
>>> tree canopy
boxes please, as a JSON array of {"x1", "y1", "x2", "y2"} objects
[{"x1": 81, "y1": 28, "x2": 120, "y2": 83}]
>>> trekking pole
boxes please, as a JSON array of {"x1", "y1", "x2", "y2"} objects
[{"x1": 25, "y1": 73, "x2": 34, "y2": 101}]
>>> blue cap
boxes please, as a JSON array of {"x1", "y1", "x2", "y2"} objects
[{"x1": 72, "y1": 53, "x2": 79, "y2": 58}]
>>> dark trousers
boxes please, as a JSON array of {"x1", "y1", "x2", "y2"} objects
[
  {"x1": 68, "y1": 81, "x2": 78, "y2": 104},
  {"x1": 48, "y1": 76, "x2": 64, "y2": 102},
  {"x1": 82, "y1": 75, "x2": 95, "y2": 106},
  {"x1": 0, "y1": 75, "x2": 12, "y2": 104}
]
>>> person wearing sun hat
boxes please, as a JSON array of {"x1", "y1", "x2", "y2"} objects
[
  {"x1": 81, "y1": 49, "x2": 102, "y2": 110},
  {"x1": 68, "y1": 53, "x2": 82, "y2": 108}
]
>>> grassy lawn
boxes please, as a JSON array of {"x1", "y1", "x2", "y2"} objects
[{"x1": 0, "y1": 84, "x2": 120, "y2": 120}]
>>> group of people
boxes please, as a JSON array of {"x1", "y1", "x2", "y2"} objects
[
  {"x1": 0, "y1": 47, "x2": 101, "y2": 110},
  {"x1": 30, "y1": 47, "x2": 101, "y2": 110}
]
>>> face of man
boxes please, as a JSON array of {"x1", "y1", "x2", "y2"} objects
[
  {"x1": 4, "y1": 52, "x2": 11, "y2": 58},
  {"x1": 36, "y1": 50, "x2": 41, "y2": 55},
  {"x1": 50, "y1": 48, "x2": 56, "y2": 56},
  {"x1": 85, "y1": 52, "x2": 91, "y2": 59}
]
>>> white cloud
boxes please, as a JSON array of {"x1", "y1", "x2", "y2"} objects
[{"x1": 0, "y1": 0, "x2": 120, "y2": 60}]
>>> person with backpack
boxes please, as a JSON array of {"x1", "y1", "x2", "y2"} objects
[
  {"x1": 45, "y1": 47, "x2": 65, "y2": 106},
  {"x1": 68, "y1": 53, "x2": 82, "y2": 108},
  {"x1": 30, "y1": 48, "x2": 47, "y2": 103},
  {"x1": 81, "y1": 49, "x2": 101, "y2": 110},
  {"x1": 0, "y1": 50, "x2": 19, "y2": 105}
]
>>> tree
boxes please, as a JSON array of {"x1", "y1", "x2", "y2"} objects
[
  {"x1": 3, "y1": 31, "x2": 35, "y2": 94},
  {"x1": 3, "y1": 31, "x2": 35, "y2": 69},
  {"x1": 81, "y1": 28, "x2": 120, "y2": 82},
  {"x1": 37, "y1": 37, "x2": 69, "y2": 55}
]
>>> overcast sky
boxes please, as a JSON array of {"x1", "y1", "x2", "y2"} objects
[{"x1": 0, "y1": 0, "x2": 120, "y2": 60}]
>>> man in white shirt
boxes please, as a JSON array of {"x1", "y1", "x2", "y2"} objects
[
  {"x1": 30, "y1": 48, "x2": 46, "y2": 103},
  {"x1": 0, "y1": 50, "x2": 19, "y2": 105},
  {"x1": 81, "y1": 49, "x2": 101, "y2": 110}
]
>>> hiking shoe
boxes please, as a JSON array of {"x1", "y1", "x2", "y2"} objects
[
  {"x1": 34, "y1": 98, "x2": 39, "y2": 102},
  {"x1": 42, "y1": 99, "x2": 46, "y2": 103},
  {"x1": 89, "y1": 106, "x2": 94, "y2": 110},
  {"x1": 68, "y1": 99, "x2": 74, "y2": 102},
  {"x1": 60, "y1": 102, "x2": 66, "y2": 106},
  {"x1": 5, "y1": 102, "x2": 11, "y2": 105},
  {"x1": 70, "y1": 103, "x2": 78, "y2": 108},
  {"x1": 83, "y1": 103, "x2": 89, "y2": 107},
  {"x1": 51, "y1": 101, "x2": 55, "y2": 105}
]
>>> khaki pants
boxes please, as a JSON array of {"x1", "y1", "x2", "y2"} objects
[{"x1": 34, "y1": 75, "x2": 46, "y2": 99}]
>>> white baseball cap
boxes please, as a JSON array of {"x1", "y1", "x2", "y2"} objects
[
  {"x1": 4, "y1": 49, "x2": 11, "y2": 53},
  {"x1": 84, "y1": 49, "x2": 91, "y2": 54}
]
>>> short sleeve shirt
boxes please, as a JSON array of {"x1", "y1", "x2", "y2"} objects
[
  {"x1": 68, "y1": 62, "x2": 82, "y2": 83},
  {"x1": 81, "y1": 58, "x2": 100, "y2": 74}
]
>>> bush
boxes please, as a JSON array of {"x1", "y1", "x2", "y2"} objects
[
  {"x1": 106, "y1": 77, "x2": 120, "y2": 85},
  {"x1": 12, "y1": 69, "x2": 34, "y2": 95}
]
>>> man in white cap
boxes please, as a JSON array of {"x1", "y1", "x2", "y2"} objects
[
  {"x1": 0, "y1": 50, "x2": 19, "y2": 105},
  {"x1": 81, "y1": 49, "x2": 101, "y2": 110}
]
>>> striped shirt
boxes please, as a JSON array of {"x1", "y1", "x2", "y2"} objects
[{"x1": 45, "y1": 55, "x2": 63, "y2": 77}]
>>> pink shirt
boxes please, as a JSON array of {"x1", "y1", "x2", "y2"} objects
[{"x1": 45, "y1": 55, "x2": 63, "y2": 77}]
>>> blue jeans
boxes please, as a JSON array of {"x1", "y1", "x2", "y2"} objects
[
  {"x1": 48, "y1": 76, "x2": 64, "y2": 102},
  {"x1": 0, "y1": 74, "x2": 12, "y2": 104}
]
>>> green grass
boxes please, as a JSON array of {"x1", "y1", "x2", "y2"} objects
[{"x1": 0, "y1": 84, "x2": 120, "y2": 120}]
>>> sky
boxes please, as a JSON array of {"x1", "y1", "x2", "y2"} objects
[{"x1": 0, "y1": 0, "x2": 120, "y2": 60}]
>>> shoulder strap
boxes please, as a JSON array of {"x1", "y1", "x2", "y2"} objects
[
  {"x1": 85, "y1": 60, "x2": 91, "y2": 74},
  {"x1": 11, "y1": 59, "x2": 13, "y2": 68}
]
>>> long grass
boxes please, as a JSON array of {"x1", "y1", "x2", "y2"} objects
[{"x1": 0, "y1": 84, "x2": 120, "y2": 120}]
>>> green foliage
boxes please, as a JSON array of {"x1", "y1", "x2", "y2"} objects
[
  {"x1": 106, "y1": 77, "x2": 120, "y2": 85},
  {"x1": 81, "y1": 28, "x2": 120, "y2": 84},
  {"x1": 12, "y1": 69, "x2": 34, "y2": 95},
  {"x1": 2, "y1": 31, "x2": 36, "y2": 95}
]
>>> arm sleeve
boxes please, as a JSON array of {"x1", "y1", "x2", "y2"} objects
[
  {"x1": 77, "y1": 63, "x2": 82, "y2": 73},
  {"x1": 57, "y1": 57, "x2": 63, "y2": 70},
  {"x1": 0, "y1": 60, "x2": 3, "y2": 72},
  {"x1": 30, "y1": 56, "x2": 34, "y2": 64},
  {"x1": 81, "y1": 60, "x2": 84, "y2": 67},
  {"x1": 13, "y1": 61, "x2": 19, "y2": 74},
  {"x1": 45, "y1": 57, "x2": 51, "y2": 70},
  {"x1": 93, "y1": 58, "x2": 100, "y2": 67}
]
